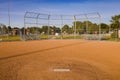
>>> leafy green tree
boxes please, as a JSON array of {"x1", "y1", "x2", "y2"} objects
[
  {"x1": 62, "y1": 24, "x2": 70, "y2": 34},
  {"x1": 8, "y1": 26, "x2": 12, "y2": 34},
  {"x1": 83, "y1": 21, "x2": 93, "y2": 34},
  {"x1": 69, "y1": 27, "x2": 74, "y2": 34},
  {"x1": 110, "y1": 14, "x2": 120, "y2": 30},
  {"x1": 55, "y1": 27, "x2": 61, "y2": 33},
  {"x1": 29, "y1": 27, "x2": 34, "y2": 34},
  {"x1": 110, "y1": 14, "x2": 120, "y2": 38},
  {"x1": 41, "y1": 26, "x2": 48, "y2": 34},
  {"x1": 100, "y1": 23, "x2": 109, "y2": 33},
  {"x1": 29, "y1": 27, "x2": 39, "y2": 34},
  {"x1": 76, "y1": 21, "x2": 84, "y2": 33},
  {"x1": 2, "y1": 25, "x2": 8, "y2": 34},
  {"x1": 73, "y1": 21, "x2": 85, "y2": 34},
  {"x1": 37, "y1": 27, "x2": 42, "y2": 34},
  {"x1": 49, "y1": 26, "x2": 54, "y2": 35},
  {"x1": 73, "y1": 21, "x2": 99, "y2": 34},
  {"x1": 88, "y1": 23, "x2": 99, "y2": 34},
  {"x1": 0, "y1": 26, "x2": 2, "y2": 34},
  {"x1": 52, "y1": 26, "x2": 61, "y2": 33},
  {"x1": 21, "y1": 27, "x2": 25, "y2": 35}
]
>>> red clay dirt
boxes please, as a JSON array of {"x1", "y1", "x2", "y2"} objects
[{"x1": 0, "y1": 40, "x2": 120, "y2": 80}]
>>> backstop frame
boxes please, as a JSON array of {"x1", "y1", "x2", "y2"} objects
[{"x1": 24, "y1": 12, "x2": 101, "y2": 40}]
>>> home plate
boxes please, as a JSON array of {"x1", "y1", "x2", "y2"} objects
[{"x1": 53, "y1": 69, "x2": 70, "y2": 72}]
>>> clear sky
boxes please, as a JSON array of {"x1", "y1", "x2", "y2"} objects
[{"x1": 0, "y1": 0, "x2": 120, "y2": 27}]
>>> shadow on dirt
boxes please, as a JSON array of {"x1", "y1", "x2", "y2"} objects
[{"x1": 0, "y1": 41, "x2": 88, "y2": 61}]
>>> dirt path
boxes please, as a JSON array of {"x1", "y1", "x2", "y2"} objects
[{"x1": 0, "y1": 40, "x2": 120, "y2": 80}]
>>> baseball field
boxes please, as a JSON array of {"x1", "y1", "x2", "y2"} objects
[{"x1": 0, "y1": 40, "x2": 120, "y2": 80}]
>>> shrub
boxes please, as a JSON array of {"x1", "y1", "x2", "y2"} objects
[{"x1": 111, "y1": 31, "x2": 118, "y2": 38}]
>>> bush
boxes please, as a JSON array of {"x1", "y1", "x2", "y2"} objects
[
  {"x1": 1, "y1": 35, "x2": 21, "y2": 41},
  {"x1": 111, "y1": 31, "x2": 118, "y2": 38},
  {"x1": 101, "y1": 35, "x2": 110, "y2": 40}
]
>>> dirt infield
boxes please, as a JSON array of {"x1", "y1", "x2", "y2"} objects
[{"x1": 0, "y1": 40, "x2": 120, "y2": 80}]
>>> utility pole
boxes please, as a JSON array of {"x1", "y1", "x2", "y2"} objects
[
  {"x1": 48, "y1": 14, "x2": 50, "y2": 39},
  {"x1": 97, "y1": 12, "x2": 101, "y2": 40},
  {"x1": 118, "y1": 19, "x2": 120, "y2": 38},
  {"x1": 8, "y1": 0, "x2": 10, "y2": 27},
  {"x1": 85, "y1": 14, "x2": 88, "y2": 34},
  {"x1": 74, "y1": 15, "x2": 77, "y2": 39},
  {"x1": 61, "y1": 15, "x2": 63, "y2": 39},
  {"x1": 8, "y1": 0, "x2": 11, "y2": 40}
]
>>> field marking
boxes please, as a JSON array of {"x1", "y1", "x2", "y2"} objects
[{"x1": 53, "y1": 69, "x2": 70, "y2": 72}]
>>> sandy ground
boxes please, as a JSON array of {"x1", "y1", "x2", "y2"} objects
[{"x1": 0, "y1": 40, "x2": 120, "y2": 80}]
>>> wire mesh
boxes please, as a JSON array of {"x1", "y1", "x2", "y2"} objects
[{"x1": 24, "y1": 12, "x2": 101, "y2": 40}]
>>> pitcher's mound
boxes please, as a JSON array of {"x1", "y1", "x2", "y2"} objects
[{"x1": 18, "y1": 59, "x2": 112, "y2": 80}]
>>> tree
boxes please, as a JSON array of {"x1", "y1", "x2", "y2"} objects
[
  {"x1": 0, "y1": 26, "x2": 2, "y2": 34},
  {"x1": 62, "y1": 25, "x2": 70, "y2": 34},
  {"x1": 55, "y1": 27, "x2": 61, "y2": 33},
  {"x1": 72, "y1": 21, "x2": 99, "y2": 34},
  {"x1": 37, "y1": 27, "x2": 42, "y2": 34},
  {"x1": 49, "y1": 26, "x2": 54, "y2": 35},
  {"x1": 52, "y1": 26, "x2": 61, "y2": 34},
  {"x1": 69, "y1": 27, "x2": 74, "y2": 34},
  {"x1": 41, "y1": 26, "x2": 48, "y2": 34},
  {"x1": 83, "y1": 21, "x2": 93, "y2": 34},
  {"x1": 100, "y1": 23, "x2": 109, "y2": 33},
  {"x1": 2, "y1": 25, "x2": 8, "y2": 34},
  {"x1": 8, "y1": 26, "x2": 12, "y2": 34},
  {"x1": 110, "y1": 14, "x2": 120, "y2": 38},
  {"x1": 73, "y1": 21, "x2": 85, "y2": 34},
  {"x1": 110, "y1": 14, "x2": 120, "y2": 30},
  {"x1": 76, "y1": 21, "x2": 84, "y2": 34}
]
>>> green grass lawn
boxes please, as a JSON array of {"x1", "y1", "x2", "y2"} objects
[
  {"x1": 0, "y1": 34, "x2": 120, "y2": 42},
  {"x1": 0, "y1": 36, "x2": 21, "y2": 41},
  {"x1": 106, "y1": 38, "x2": 120, "y2": 41},
  {"x1": 62, "y1": 35, "x2": 83, "y2": 39},
  {"x1": 39, "y1": 35, "x2": 49, "y2": 39},
  {"x1": 39, "y1": 34, "x2": 83, "y2": 39}
]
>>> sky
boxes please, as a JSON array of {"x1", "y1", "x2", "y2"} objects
[{"x1": 0, "y1": 0, "x2": 120, "y2": 27}]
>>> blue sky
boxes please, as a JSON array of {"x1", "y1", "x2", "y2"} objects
[{"x1": 0, "y1": 0, "x2": 120, "y2": 27}]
